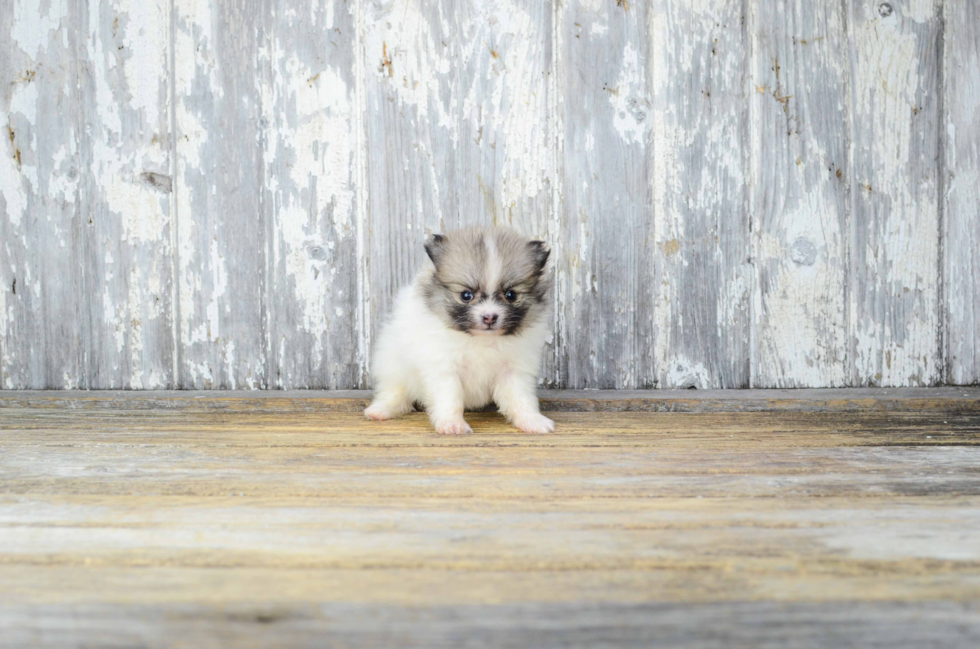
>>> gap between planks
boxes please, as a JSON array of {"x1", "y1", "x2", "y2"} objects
[{"x1": 1, "y1": 388, "x2": 978, "y2": 413}]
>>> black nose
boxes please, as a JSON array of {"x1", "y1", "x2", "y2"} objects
[{"x1": 483, "y1": 313, "x2": 498, "y2": 326}]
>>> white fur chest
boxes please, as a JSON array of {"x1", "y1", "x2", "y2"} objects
[{"x1": 452, "y1": 337, "x2": 513, "y2": 408}]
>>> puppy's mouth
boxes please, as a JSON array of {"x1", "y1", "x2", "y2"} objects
[{"x1": 471, "y1": 325, "x2": 504, "y2": 336}]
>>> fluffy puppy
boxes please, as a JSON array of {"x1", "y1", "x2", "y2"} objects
[{"x1": 365, "y1": 226, "x2": 554, "y2": 435}]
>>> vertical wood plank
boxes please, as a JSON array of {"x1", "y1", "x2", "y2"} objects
[
  {"x1": 557, "y1": 0, "x2": 654, "y2": 389},
  {"x1": 262, "y1": 0, "x2": 360, "y2": 388},
  {"x1": 77, "y1": 0, "x2": 175, "y2": 388},
  {"x1": 360, "y1": 0, "x2": 458, "y2": 359},
  {"x1": 456, "y1": 0, "x2": 553, "y2": 235},
  {"x1": 750, "y1": 0, "x2": 849, "y2": 387},
  {"x1": 651, "y1": 0, "x2": 750, "y2": 388},
  {"x1": 1, "y1": 1, "x2": 84, "y2": 388},
  {"x1": 944, "y1": 1, "x2": 980, "y2": 385},
  {"x1": 174, "y1": 0, "x2": 268, "y2": 388},
  {"x1": 848, "y1": 0, "x2": 942, "y2": 386},
  {"x1": 456, "y1": 0, "x2": 557, "y2": 384}
]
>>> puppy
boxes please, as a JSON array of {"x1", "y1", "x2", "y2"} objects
[{"x1": 365, "y1": 226, "x2": 555, "y2": 435}]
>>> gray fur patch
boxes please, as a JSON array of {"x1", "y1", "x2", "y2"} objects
[{"x1": 421, "y1": 226, "x2": 552, "y2": 335}]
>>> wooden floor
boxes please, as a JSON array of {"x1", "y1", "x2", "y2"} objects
[{"x1": 2, "y1": 389, "x2": 980, "y2": 648}]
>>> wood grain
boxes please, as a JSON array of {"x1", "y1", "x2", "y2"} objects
[
  {"x1": 2, "y1": 600, "x2": 977, "y2": 648},
  {"x1": 80, "y1": 1, "x2": 176, "y2": 389},
  {"x1": 651, "y1": 0, "x2": 751, "y2": 389},
  {"x1": 456, "y1": 0, "x2": 553, "y2": 236},
  {"x1": 557, "y1": 0, "x2": 655, "y2": 389},
  {"x1": 0, "y1": 392, "x2": 978, "y2": 645},
  {"x1": 3, "y1": 2, "x2": 980, "y2": 391},
  {"x1": 2, "y1": 2, "x2": 175, "y2": 390},
  {"x1": 262, "y1": 0, "x2": 362, "y2": 389},
  {"x1": 173, "y1": 0, "x2": 268, "y2": 389},
  {"x1": 848, "y1": 0, "x2": 943, "y2": 386},
  {"x1": 1, "y1": 2, "x2": 85, "y2": 388},
  {"x1": 944, "y1": 0, "x2": 980, "y2": 385},
  {"x1": 750, "y1": 0, "x2": 849, "y2": 387}
]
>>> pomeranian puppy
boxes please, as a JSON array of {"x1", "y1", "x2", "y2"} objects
[{"x1": 365, "y1": 226, "x2": 554, "y2": 435}]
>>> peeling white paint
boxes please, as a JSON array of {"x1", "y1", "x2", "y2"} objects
[
  {"x1": 749, "y1": 0, "x2": 850, "y2": 388},
  {"x1": 223, "y1": 340, "x2": 236, "y2": 389},
  {"x1": 850, "y1": 1, "x2": 941, "y2": 385},
  {"x1": 665, "y1": 359, "x2": 711, "y2": 390},
  {"x1": 117, "y1": 0, "x2": 170, "y2": 128},
  {"x1": 905, "y1": 0, "x2": 937, "y2": 24},
  {"x1": 7, "y1": 75, "x2": 38, "y2": 126},
  {"x1": 364, "y1": 1, "x2": 454, "y2": 134},
  {"x1": 652, "y1": 0, "x2": 749, "y2": 388},
  {"x1": 609, "y1": 43, "x2": 648, "y2": 145},
  {"x1": 11, "y1": 0, "x2": 68, "y2": 61},
  {"x1": 259, "y1": 0, "x2": 362, "y2": 387},
  {"x1": 458, "y1": 1, "x2": 553, "y2": 221},
  {"x1": 944, "y1": 1, "x2": 980, "y2": 385},
  {"x1": 0, "y1": 271, "x2": 8, "y2": 388},
  {"x1": 174, "y1": 2, "x2": 212, "y2": 360},
  {"x1": 2, "y1": 0, "x2": 974, "y2": 390},
  {"x1": 79, "y1": 1, "x2": 174, "y2": 389},
  {"x1": 206, "y1": 236, "x2": 226, "y2": 343},
  {"x1": 60, "y1": 371, "x2": 77, "y2": 390},
  {"x1": 4, "y1": 83, "x2": 40, "y2": 218},
  {"x1": 0, "y1": 122, "x2": 28, "y2": 228}
]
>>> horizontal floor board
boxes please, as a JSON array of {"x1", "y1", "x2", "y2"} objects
[
  {"x1": 3, "y1": 388, "x2": 980, "y2": 413},
  {"x1": 1, "y1": 600, "x2": 978, "y2": 649},
  {"x1": 1, "y1": 390, "x2": 978, "y2": 645}
]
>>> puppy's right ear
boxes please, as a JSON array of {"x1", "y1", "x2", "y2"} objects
[
  {"x1": 424, "y1": 234, "x2": 446, "y2": 267},
  {"x1": 527, "y1": 240, "x2": 550, "y2": 272}
]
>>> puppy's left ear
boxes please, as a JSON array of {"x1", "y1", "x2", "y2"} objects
[
  {"x1": 528, "y1": 240, "x2": 550, "y2": 272},
  {"x1": 424, "y1": 234, "x2": 446, "y2": 267}
]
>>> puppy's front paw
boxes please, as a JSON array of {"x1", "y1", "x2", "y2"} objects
[
  {"x1": 433, "y1": 419, "x2": 473, "y2": 435},
  {"x1": 513, "y1": 413, "x2": 555, "y2": 434},
  {"x1": 365, "y1": 403, "x2": 396, "y2": 421}
]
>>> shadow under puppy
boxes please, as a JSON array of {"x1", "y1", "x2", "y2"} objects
[{"x1": 365, "y1": 226, "x2": 554, "y2": 434}]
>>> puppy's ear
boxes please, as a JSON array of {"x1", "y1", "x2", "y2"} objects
[
  {"x1": 527, "y1": 240, "x2": 550, "y2": 272},
  {"x1": 424, "y1": 234, "x2": 446, "y2": 267}
]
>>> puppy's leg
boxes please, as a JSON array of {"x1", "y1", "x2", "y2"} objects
[
  {"x1": 364, "y1": 383, "x2": 415, "y2": 421},
  {"x1": 424, "y1": 375, "x2": 472, "y2": 435},
  {"x1": 493, "y1": 370, "x2": 554, "y2": 434}
]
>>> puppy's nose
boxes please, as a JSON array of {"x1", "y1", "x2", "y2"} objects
[{"x1": 482, "y1": 313, "x2": 498, "y2": 326}]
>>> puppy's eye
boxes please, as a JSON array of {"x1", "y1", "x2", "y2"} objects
[
  {"x1": 460, "y1": 291, "x2": 474, "y2": 303},
  {"x1": 504, "y1": 290, "x2": 517, "y2": 303}
]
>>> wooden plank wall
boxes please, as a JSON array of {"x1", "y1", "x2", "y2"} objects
[
  {"x1": 1, "y1": 0, "x2": 977, "y2": 390},
  {"x1": 945, "y1": 0, "x2": 980, "y2": 385}
]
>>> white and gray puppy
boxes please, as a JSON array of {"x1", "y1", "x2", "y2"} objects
[{"x1": 365, "y1": 226, "x2": 554, "y2": 435}]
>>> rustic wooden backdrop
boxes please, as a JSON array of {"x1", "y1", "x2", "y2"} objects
[{"x1": 1, "y1": 0, "x2": 977, "y2": 390}]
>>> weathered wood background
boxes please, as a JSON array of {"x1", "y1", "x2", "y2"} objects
[{"x1": 1, "y1": 0, "x2": 978, "y2": 390}]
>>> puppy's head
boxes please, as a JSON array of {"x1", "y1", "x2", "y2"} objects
[{"x1": 422, "y1": 227, "x2": 551, "y2": 336}]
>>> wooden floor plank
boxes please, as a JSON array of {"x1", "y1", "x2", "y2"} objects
[
  {"x1": 3, "y1": 387, "x2": 979, "y2": 413},
  {"x1": 0, "y1": 390, "x2": 978, "y2": 646},
  {"x1": 2, "y1": 600, "x2": 978, "y2": 649}
]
